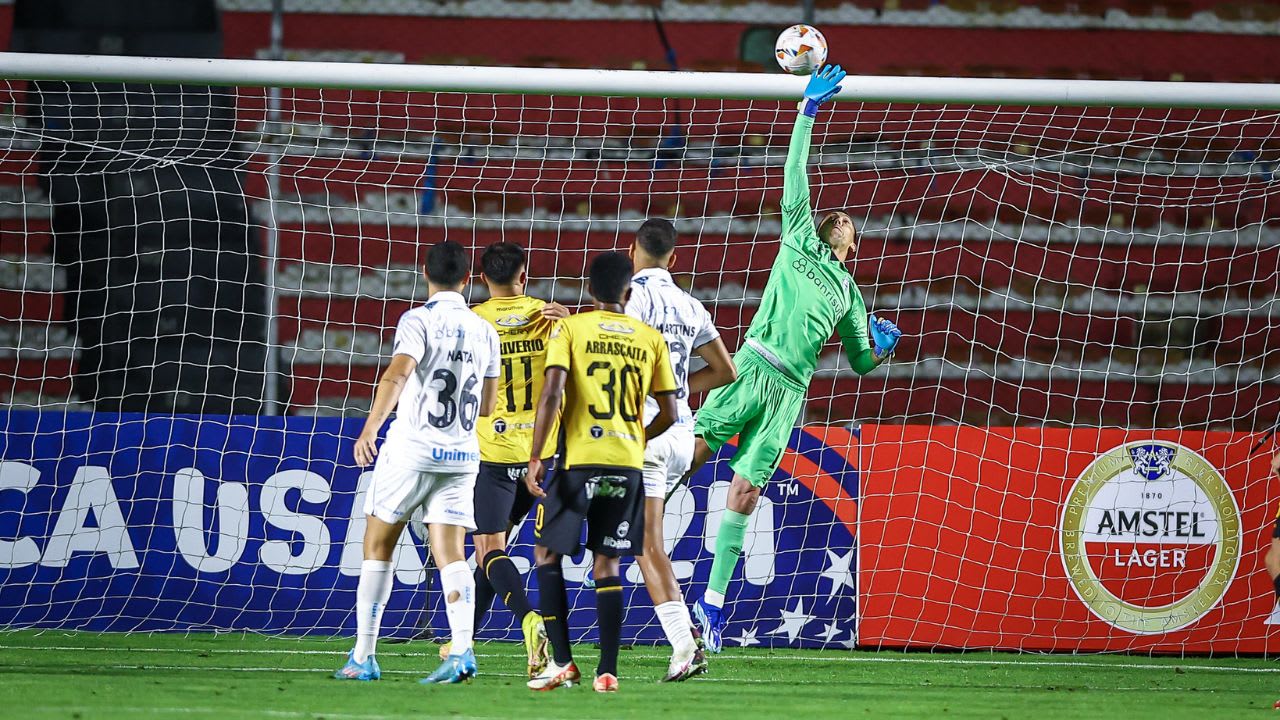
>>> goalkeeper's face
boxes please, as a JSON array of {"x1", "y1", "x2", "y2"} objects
[{"x1": 819, "y1": 212, "x2": 857, "y2": 255}]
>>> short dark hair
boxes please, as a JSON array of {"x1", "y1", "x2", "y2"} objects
[
  {"x1": 424, "y1": 241, "x2": 469, "y2": 286},
  {"x1": 588, "y1": 251, "x2": 633, "y2": 304},
  {"x1": 480, "y1": 242, "x2": 526, "y2": 284},
  {"x1": 636, "y1": 217, "x2": 677, "y2": 258}
]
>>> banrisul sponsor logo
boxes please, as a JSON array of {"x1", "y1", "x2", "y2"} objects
[{"x1": 1060, "y1": 441, "x2": 1240, "y2": 634}]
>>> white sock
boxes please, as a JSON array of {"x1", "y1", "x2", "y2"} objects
[
  {"x1": 703, "y1": 589, "x2": 725, "y2": 609},
  {"x1": 354, "y1": 559, "x2": 393, "y2": 663},
  {"x1": 440, "y1": 560, "x2": 476, "y2": 654},
  {"x1": 656, "y1": 600, "x2": 696, "y2": 655}
]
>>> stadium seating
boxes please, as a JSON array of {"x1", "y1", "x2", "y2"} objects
[{"x1": 1, "y1": 3, "x2": 1276, "y2": 428}]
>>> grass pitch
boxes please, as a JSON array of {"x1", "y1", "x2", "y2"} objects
[{"x1": 0, "y1": 630, "x2": 1274, "y2": 719}]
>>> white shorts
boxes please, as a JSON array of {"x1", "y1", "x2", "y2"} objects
[
  {"x1": 642, "y1": 423, "x2": 694, "y2": 500},
  {"x1": 363, "y1": 459, "x2": 477, "y2": 530}
]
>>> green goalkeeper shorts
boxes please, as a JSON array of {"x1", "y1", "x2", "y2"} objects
[{"x1": 693, "y1": 345, "x2": 806, "y2": 488}]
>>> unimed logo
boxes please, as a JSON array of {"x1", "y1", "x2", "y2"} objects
[{"x1": 1060, "y1": 442, "x2": 1241, "y2": 634}]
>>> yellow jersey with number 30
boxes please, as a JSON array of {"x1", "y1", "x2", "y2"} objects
[
  {"x1": 544, "y1": 309, "x2": 678, "y2": 470},
  {"x1": 474, "y1": 295, "x2": 559, "y2": 463}
]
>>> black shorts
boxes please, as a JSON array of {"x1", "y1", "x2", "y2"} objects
[
  {"x1": 533, "y1": 466, "x2": 644, "y2": 558},
  {"x1": 474, "y1": 460, "x2": 550, "y2": 535}
]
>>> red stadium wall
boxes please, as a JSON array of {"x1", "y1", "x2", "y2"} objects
[
  {"x1": 857, "y1": 424, "x2": 1279, "y2": 653},
  {"x1": 218, "y1": 12, "x2": 1280, "y2": 82}
]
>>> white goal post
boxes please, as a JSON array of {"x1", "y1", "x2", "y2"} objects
[
  {"x1": 1, "y1": 52, "x2": 1278, "y2": 653},
  {"x1": 0, "y1": 51, "x2": 1278, "y2": 106}
]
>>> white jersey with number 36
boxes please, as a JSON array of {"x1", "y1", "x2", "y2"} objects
[
  {"x1": 381, "y1": 291, "x2": 500, "y2": 472},
  {"x1": 627, "y1": 268, "x2": 720, "y2": 426}
]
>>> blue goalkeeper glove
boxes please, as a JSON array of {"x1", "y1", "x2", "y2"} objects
[
  {"x1": 801, "y1": 64, "x2": 846, "y2": 117},
  {"x1": 869, "y1": 315, "x2": 902, "y2": 359}
]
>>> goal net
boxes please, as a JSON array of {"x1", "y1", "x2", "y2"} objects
[{"x1": 1, "y1": 56, "x2": 1278, "y2": 653}]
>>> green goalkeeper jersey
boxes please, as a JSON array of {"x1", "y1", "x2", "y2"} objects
[{"x1": 743, "y1": 112, "x2": 880, "y2": 385}]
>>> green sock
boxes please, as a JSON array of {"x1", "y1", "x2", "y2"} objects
[{"x1": 707, "y1": 509, "x2": 750, "y2": 600}]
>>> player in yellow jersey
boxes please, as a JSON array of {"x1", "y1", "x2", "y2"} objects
[
  {"x1": 524, "y1": 251, "x2": 679, "y2": 693},
  {"x1": 467, "y1": 242, "x2": 567, "y2": 678}
]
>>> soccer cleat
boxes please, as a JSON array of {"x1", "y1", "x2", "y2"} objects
[
  {"x1": 693, "y1": 597, "x2": 725, "y2": 654},
  {"x1": 521, "y1": 611, "x2": 549, "y2": 679},
  {"x1": 419, "y1": 648, "x2": 477, "y2": 685},
  {"x1": 526, "y1": 660, "x2": 580, "y2": 691},
  {"x1": 333, "y1": 651, "x2": 381, "y2": 681},
  {"x1": 661, "y1": 642, "x2": 699, "y2": 683},
  {"x1": 593, "y1": 672, "x2": 619, "y2": 693},
  {"x1": 689, "y1": 625, "x2": 709, "y2": 678}
]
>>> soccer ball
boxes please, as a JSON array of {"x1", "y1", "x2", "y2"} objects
[{"x1": 775, "y1": 24, "x2": 828, "y2": 76}]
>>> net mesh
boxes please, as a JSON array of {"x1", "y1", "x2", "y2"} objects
[{"x1": 1, "y1": 76, "x2": 1278, "y2": 647}]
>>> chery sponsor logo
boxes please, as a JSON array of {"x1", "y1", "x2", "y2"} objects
[{"x1": 1060, "y1": 442, "x2": 1241, "y2": 634}]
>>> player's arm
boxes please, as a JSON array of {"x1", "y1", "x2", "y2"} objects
[
  {"x1": 355, "y1": 313, "x2": 429, "y2": 465},
  {"x1": 645, "y1": 333, "x2": 680, "y2": 440},
  {"x1": 647, "y1": 391, "x2": 679, "y2": 441},
  {"x1": 837, "y1": 311, "x2": 901, "y2": 375},
  {"x1": 688, "y1": 338, "x2": 736, "y2": 395},
  {"x1": 526, "y1": 322, "x2": 571, "y2": 498},
  {"x1": 541, "y1": 302, "x2": 570, "y2": 320},
  {"x1": 780, "y1": 64, "x2": 846, "y2": 256},
  {"x1": 687, "y1": 305, "x2": 736, "y2": 395},
  {"x1": 525, "y1": 367, "x2": 566, "y2": 499},
  {"x1": 353, "y1": 354, "x2": 417, "y2": 466},
  {"x1": 479, "y1": 325, "x2": 501, "y2": 417}
]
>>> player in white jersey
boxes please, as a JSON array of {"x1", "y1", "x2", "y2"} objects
[
  {"x1": 335, "y1": 241, "x2": 500, "y2": 685},
  {"x1": 626, "y1": 218, "x2": 737, "y2": 681}
]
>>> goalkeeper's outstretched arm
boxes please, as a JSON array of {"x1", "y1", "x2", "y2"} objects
[{"x1": 780, "y1": 64, "x2": 845, "y2": 257}]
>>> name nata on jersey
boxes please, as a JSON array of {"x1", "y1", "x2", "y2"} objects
[{"x1": 381, "y1": 292, "x2": 501, "y2": 471}]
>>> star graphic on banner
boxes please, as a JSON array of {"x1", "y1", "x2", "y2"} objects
[
  {"x1": 820, "y1": 549, "x2": 856, "y2": 599},
  {"x1": 766, "y1": 599, "x2": 814, "y2": 644},
  {"x1": 730, "y1": 626, "x2": 761, "y2": 647},
  {"x1": 839, "y1": 629, "x2": 859, "y2": 650},
  {"x1": 817, "y1": 620, "x2": 842, "y2": 642}
]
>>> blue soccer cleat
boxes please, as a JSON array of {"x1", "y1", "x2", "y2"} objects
[
  {"x1": 420, "y1": 648, "x2": 478, "y2": 684},
  {"x1": 333, "y1": 651, "x2": 381, "y2": 681},
  {"x1": 693, "y1": 597, "x2": 725, "y2": 654}
]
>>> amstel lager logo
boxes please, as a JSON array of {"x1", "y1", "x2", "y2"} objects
[{"x1": 1060, "y1": 441, "x2": 1240, "y2": 634}]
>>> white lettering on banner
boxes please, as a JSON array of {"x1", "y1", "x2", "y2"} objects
[
  {"x1": 339, "y1": 471, "x2": 427, "y2": 585},
  {"x1": 626, "y1": 483, "x2": 697, "y2": 584},
  {"x1": 703, "y1": 481, "x2": 776, "y2": 587},
  {"x1": 260, "y1": 470, "x2": 332, "y2": 575},
  {"x1": 40, "y1": 466, "x2": 140, "y2": 569},
  {"x1": 172, "y1": 468, "x2": 249, "y2": 573},
  {"x1": 1111, "y1": 548, "x2": 1188, "y2": 569},
  {"x1": 0, "y1": 461, "x2": 42, "y2": 569}
]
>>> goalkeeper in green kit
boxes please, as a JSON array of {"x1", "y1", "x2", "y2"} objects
[{"x1": 689, "y1": 64, "x2": 903, "y2": 652}]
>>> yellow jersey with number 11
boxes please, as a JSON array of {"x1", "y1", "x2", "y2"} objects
[
  {"x1": 544, "y1": 309, "x2": 677, "y2": 470},
  {"x1": 473, "y1": 294, "x2": 559, "y2": 463}
]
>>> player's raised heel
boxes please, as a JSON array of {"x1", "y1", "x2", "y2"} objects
[
  {"x1": 662, "y1": 640, "x2": 701, "y2": 682},
  {"x1": 527, "y1": 661, "x2": 580, "y2": 691},
  {"x1": 521, "y1": 611, "x2": 549, "y2": 678},
  {"x1": 420, "y1": 648, "x2": 477, "y2": 685},
  {"x1": 593, "y1": 672, "x2": 619, "y2": 693},
  {"x1": 693, "y1": 597, "x2": 725, "y2": 654},
  {"x1": 333, "y1": 651, "x2": 381, "y2": 681}
]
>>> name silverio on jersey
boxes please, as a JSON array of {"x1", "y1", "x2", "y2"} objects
[{"x1": 501, "y1": 339, "x2": 543, "y2": 354}]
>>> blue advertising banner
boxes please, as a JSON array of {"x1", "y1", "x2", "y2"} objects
[{"x1": 0, "y1": 411, "x2": 859, "y2": 648}]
